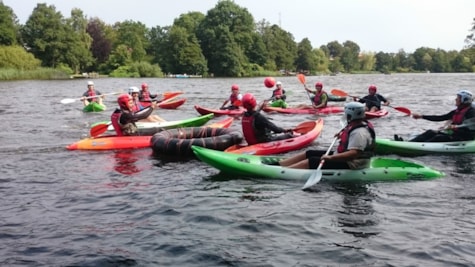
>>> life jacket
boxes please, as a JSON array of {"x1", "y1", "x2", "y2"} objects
[
  {"x1": 337, "y1": 121, "x2": 375, "y2": 158},
  {"x1": 230, "y1": 93, "x2": 242, "y2": 107},
  {"x1": 87, "y1": 90, "x2": 98, "y2": 102},
  {"x1": 313, "y1": 90, "x2": 328, "y2": 106},
  {"x1": 140, "y1": 90, "x2": 152, "y2": 101},
  {"x1": 273, "y1": 88, "x2": 284, "y2": 97},
  {"x1": 131, "y1": 99, "x2": 144, "y2": 112},
  {"x1": 242, "y1": 112, "x2": 259, "y2": 145},
  {"x1": 111, "y1": 109, "x2": 124, "y2": 136},
  {"x1": 452, "y1": 106, "x2": 471, "y2": 124}
]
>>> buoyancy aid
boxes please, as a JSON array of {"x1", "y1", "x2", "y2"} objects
[
  {"x1": 140, "y1": 90, "x2": 152, "y2": 101},
  {"x1": 111, "y1": 109, "x2": 124, "y2": 136},
  {"x1": 242, "y1": 112, "x2": 259, "y2": 145},
  {"x1": 337, "y1": 121, "x2": 376, "y2": 158},
  {"x1": 313, "y1": 90, "x2": 328, "y2": 106},
  {"x1": 452, "y1": 106, "x2": 471, "y2": 125},
  {"x1": 111, "y1": 109, "x2": 138, "y2": 136},
  {"x1": 87, "y1": 90, "x2": 99, "y2": 102}
]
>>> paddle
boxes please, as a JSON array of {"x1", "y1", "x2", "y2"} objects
[
  {"x1": 302, "y1": 135, "x2": 339, "y2": 190},
  {"x1": 297, "y1": 74, "x2": 314, "y2": 106},
  {"x1": 331, "y1": 89, "x2": 412, "y2": 116},
  {"x1": 90, "y1": 122, "x2": 110, "y2": 137},
  {"x1": 60, "y1": 92, "x2": 122, "y2": 104}
]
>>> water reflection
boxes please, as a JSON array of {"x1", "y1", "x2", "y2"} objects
[{"x1": 334, "y1": 183, "x2": 380, "y2": 238}]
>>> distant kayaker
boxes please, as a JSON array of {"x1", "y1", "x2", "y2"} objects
[
  {"x1": 139, "y1": 82, "x2": 160, "y2": 102},
  {"x1": 220, "y1": 84, "x2": 242, "y2": 110},
  {"x1": 278, "y1": 102, "x2": 375, "y2": 169},
  {"x1": 81, "y1": 81, "x2": 104, "y2": 106},
  {"x1": 128, "y1": 87, "x2": 165, "y2": 122},
  {"x1": 354, "y1": 85, "x2": 389, "y2": 112},
  {"x1": 241, "y1": 93, "x2": 293, "y2": 145},
  {"x1": 111, "y1": 93, "x2": 157, "y2": 136},
  {"x1": 401, "y1": 90, "x2": 475, "y2": 142},
  {"x1": 268, "y1": 81, "x2": 288, "y2": 108},
  {"x1": 295, "y1": 81, "x2": 328, "y2": 109}
]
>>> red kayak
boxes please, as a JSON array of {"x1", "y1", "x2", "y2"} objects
[
  {"x1": 66, "y1": 117, "x2": 234, "y2": 151},
  {"x1": 224, "y1": 118, "x2": 323, "y2": 155},
  {"x1": 262, "y1": 106, "x2": 343, "y2": 115},
  {"x1": 365, "y1": 109, "x2": 389, "y2": 119},
  {"x1": 140, "y1": 91, "x2": 183, "y2": 108},
  {"x1": 157, "y1": 98, "x2": 186, "y2": 109},
  {"x1": 194, "y1": 105, "x2": 245, "y2": 116}
]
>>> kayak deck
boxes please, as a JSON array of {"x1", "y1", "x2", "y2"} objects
[{"x1": 375, "y1": 138, "x2": 475, "y2": 156}]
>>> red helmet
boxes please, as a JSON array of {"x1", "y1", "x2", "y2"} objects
[
  {"x1": 315, "y1": 82, "x2": 323, "y2": 88},
  {"x1": 368, "y1": 85, "x2": 377, "y2": 92},
  {"x1": 242, "y1": 93, "x2": 256, "y2": 109},
  {"x1": 117, "y1": 94, "x2": 132, "y2": 109},
  {"x1": 141, "y1": 83, "x2": 148, "y2": 89},
  {"x1": 231, "y1": 84, "x2": 239, "y2": 91}
]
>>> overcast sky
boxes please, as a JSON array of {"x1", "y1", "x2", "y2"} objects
[{"x1": 4, "y1": 0, "x2": 475, "y2": 53}]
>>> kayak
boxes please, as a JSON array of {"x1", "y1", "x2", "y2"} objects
[
  {"x1": 375, "y1": 138, "x2": 475, "y2": 156},
  {"x1": 194, "y1": 105, "x2": 245, "y2": 116},
  {"x1": 95, "y1": 113, "x2": 215, "y2": 136},
  {"x1": 157, "y1": 98, "x2": 186, "y2": 109},
  {"x1": 192, "y1": 146, "x2": 444, "y2": 183},
  {"x1": 66, "y1": 117, "x2": 234, "y2": 150},
  {"x1": 262, "y1": 106, "x2": 344, "y2": 115},
  {"x1": 328, "y1": 94, "x2": 347, "y2": 102},
  {"x1": 83, "y1": 102, "x2": 106, "y2": 112},
  {"x1": 224, "y1": 119, "x2": 323, "y2": 155},
  {"x1": 365, "y1": 109, "x2": 389, "y2": 119}
]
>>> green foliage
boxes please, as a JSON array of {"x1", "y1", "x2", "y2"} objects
[
  {"x1": 109, "y1": 65, "x2": 140, "y2": 77},
  {"x1": 0, "y1": 3, "x2": 18, "y2": 45},
  {"x1": 0, "y1": 45, "x2": 41, "y2": 70},
  {"x1": 0, "y1": 67, "x2": 69, "y2": 80}
]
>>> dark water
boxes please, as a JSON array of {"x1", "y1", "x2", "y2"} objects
[{"x1": 1, "y1": 74, "x2": 475, "y2": 266}]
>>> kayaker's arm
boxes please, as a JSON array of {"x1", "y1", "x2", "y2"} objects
[{"x1": 322, "y1": 149, "x2": 359, "y2": 162}]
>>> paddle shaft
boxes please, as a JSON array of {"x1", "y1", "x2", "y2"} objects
[
  {"x1": 302, "y1": 136, "x2": 338, "y2": 189},
  {"x1": 61, "y1": 92, "x2": 120, "y2": 104}
]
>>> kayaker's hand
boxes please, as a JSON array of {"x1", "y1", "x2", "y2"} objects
[
  {"x1": 412, "y1": 113, "x2": 422, "y2": 119},
  {"x1": 321, "y1": 155, "x2": 331, "y2": 161}
]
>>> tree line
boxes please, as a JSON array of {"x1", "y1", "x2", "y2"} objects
[{"x1": 0, "y1": 0, "x2": 474, "y2": 78}]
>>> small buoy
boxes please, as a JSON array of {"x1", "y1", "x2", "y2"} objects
[{"x1": 264, "y1": 77, "x2": 276, "y2": 88}]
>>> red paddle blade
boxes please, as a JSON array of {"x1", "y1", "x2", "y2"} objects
[
  {"x1": 393, "y1": 106, "x2": 411, "y2": 115},
  {"x1": 297, "y1": 74, "x2": 306, "y2": 84},
  {"x1": 330, "y1": 89, "x2": 348, "y2": 97},
  {"x1": 90, "y1": 123, "x2": 109, "y2": 137},
  {"x1": 293, "y1": 121, "x2": 315, "y2": 134}
]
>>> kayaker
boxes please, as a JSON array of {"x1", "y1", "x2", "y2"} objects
[
  {"x1": 241, "y1": 93, "x2": 293, "y2": 145},
  {"x1": 128, "y1": 87, "x2": 165, "y2": 122},
  {"x1": 295, "y1": 81, "x2": 328, "y2": 109},
  {"x1": 278, "y1": 102, "x2": 375, "y2": 169},
  {"x1": 354, "y1": 85, "x2": 390, "y2": 112},
  {"x1": 220, "y1": 84, "x2": 243, "y2": 110},
  {"x1": 81, "y1": 81, "x2": 104, "y2": 106},
  {"x1": 139, "y1": 82, "x2": 160, "y2": 102},
  {"x1": 268, "y1": 81, "x2": 288, "y2": 108},
  {"x1": 111, "y1": 93, "x2": 157, "y2": 136},
  {"x1": 400, "y1": 89, "x2": 475, "y2": 142}
]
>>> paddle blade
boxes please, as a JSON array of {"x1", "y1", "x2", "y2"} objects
[
  {"x1": 90, "y1": 123, "x2": 110, "y2": 137},
  {"x1": 60, "y1": 98, "x2": 76, "y2": 104},
  {"x1": 297, "y1": 74, "x2": 306, "y2": 84},
  {"x1": 293, "y1": 121, "x2": 315, "y2": 134},
  {"x1": 393, "y1": 106, "x2": 411, "y2": 115},
  {"x1": 330, "y1": 89, "x2": 348, "y2": 97},
  {"x1": 302, "y1": 169, "x2": 322, "y2": 189}
]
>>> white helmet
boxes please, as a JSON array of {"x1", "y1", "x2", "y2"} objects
[
  {"x1": 276, "y1": 81, "x2": 282, "y2": 86},
  {"x1": 344, "y1": 102, "x2": 366, "y2": 121},
  {"x1": 457, "y1": 90, "x2": 473, "y2": 104},
  {"x1": 87, "y1": 81, "x2": 94, "y2": 86},
  {"x1": 128, "y1": 86, "x2": 140, "y2": 94}
]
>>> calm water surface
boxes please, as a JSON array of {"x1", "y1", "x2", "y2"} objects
[{"x1": 1, "y1": 74, "x2": 475, "y2": 266}]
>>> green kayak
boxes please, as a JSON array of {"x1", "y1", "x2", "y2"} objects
[
  {"x1": 192, "y1": 146, "x2": 444, "y2": 183},
  {"x1": 92, "y1": 113, "x2": 214, "y2": 136},
  {"x1": 375, "y1": 138, "x2": 475, "y2": 156},
  {"x1": 83, "y1": 102, "x2": 106, "y2": 112}
]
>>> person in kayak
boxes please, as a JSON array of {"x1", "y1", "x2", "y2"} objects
[
  {"x1": 129, "y1": 87, "x2": 165, "y2": 122},
  {"x1": 294, "y1": 81, "x2": 328, "y2": 109},
  {"x1": 278, "y1": 102, "x2": 375, "y2": 169},
  {"x1": 399, "y1": 89, "x2": 475, "y2": 142},
  {"x1": 241, "y1": 93, "x2": 293, "y2": 145},
  {"x1": 354, "y1": 85, "x2": 390, "y2": 112},
  {"x1": 268, "y1": 81, "x2": 288, "y2": 108},
  {"x1": 81, "y1": 81, "x2": 104, "y2": 106},
  {"x1": 111, "y1": 93, "x2": 157, "y2": 136},
  {"x1": 220, "y1": 84, "x2": 243, "y2": 110},
  {"x1": 139, "y1": 82, "x2": 160, "y2": 102}
]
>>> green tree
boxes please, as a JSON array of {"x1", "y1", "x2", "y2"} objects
[
  {"x1": 0, "y1": 45, "x2": 41, "y2": 70},
  {"x1": 0, "y1": 3, "x2": 18, "y2": 45},
  {"x1": 87, "y1": 18, "x2": 113, "y2": 70},
  {"x1": 64, "y1": 8, "x2": 94, "y2": 73},
  {"x1": 114, "y1": 20, "x2": 149, "y2": 62},
  {"x1": 374, "y1": 52, "x2": 393, "y2": 73},
  {"x1": 359, "y1": 52, "x2": 375, "y2": 72},
  {"x1": 340, "y1": 40, "x2": 360, "y2": 72},
  {"x1": 295, "y1": 38, "x2": 317, "y2": 73},
  {"x1": 148, "y1": 25, "x2": 169, "y2": 68}
]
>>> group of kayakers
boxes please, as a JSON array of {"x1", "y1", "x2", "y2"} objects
[{"x1": 80, "y1": 78, "x2": 475, "y2": 173}]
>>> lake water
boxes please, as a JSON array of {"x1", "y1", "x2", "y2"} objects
[{"x1": 1, "y1": 73, "x2": 475, "y2": 266}]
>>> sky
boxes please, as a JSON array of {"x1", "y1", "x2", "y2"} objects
[{"x1": 3, "y1": 0, "x2": 475, "y2": 53}]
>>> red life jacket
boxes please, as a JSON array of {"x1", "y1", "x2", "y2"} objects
[
  {"x1": 141, "y1": 90, "x2": 152, "y2": 101},
  {"x1": 313, "y1": 90, "x2": 327, "y2": 106},
  {"x1": 87, "y1": 90, "x2": 98, "y2": 102},
  {"x1": 451, "y1": 106, "x2": 472, "y2": 134},
  {"x1": 111, "y1": 109, "x2": 124, "y2": 136},
  {"x1": 273, "y1": 88, "x2": 284, "y2": 97},
  {"x1": 242, "y1": 113, "x2": 259, "y2": 145},
  {"x1": 337, "y1": 121, "x2": 375, "y2": 155},
  {"x1": 131, "y1": 99, "x2": 144, "y2": 112}
]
